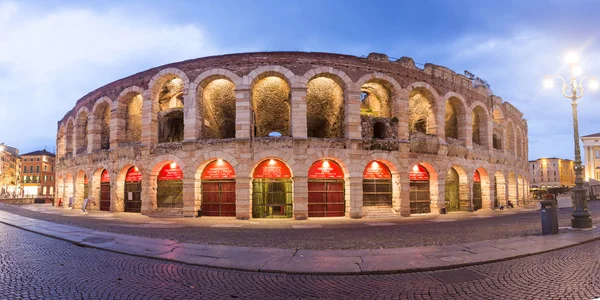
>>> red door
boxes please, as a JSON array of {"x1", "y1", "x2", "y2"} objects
[
  {"x1": 201, "y1": 180, "x2": 236, "y2": 216},
  {"x1": 308, "y1": 180, "x2": 345, "y2": 217}
]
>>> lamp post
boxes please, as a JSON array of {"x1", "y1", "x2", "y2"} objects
[{"x1": 545, "y1": 52, "x2": 598, "y2": 229}]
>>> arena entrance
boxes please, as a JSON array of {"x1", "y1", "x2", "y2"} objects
[
  {"x1": 362, "y1": 161, "x2": 392, "y2": 207},
  {"x1": 445, "y1": 168, "x2": 460, "y2": 212},
  {"x1": 252, "y1": 159, "x2": 292, "y2": 218},
  {"x1": 201, "y1": 160, "x2": 236, "y2": 217},
  {"x1": 307, "y1": 160, "x2": 345, "y2": 217},
  {"x1": 124, "y1": 167, "x2": 142, "y2": 213},
  {"x1": 409, "y1": 164, "x2": 431, "y2": 214},
  {"x1": 99, "y1": 170, "x2": 110, "y2": 211},
  {"x1": 473, "y1": 170, "x2": 482, "y2": 211},
  {"x1": 156, "y1": 162, "x2": 183, "y2": 209}
]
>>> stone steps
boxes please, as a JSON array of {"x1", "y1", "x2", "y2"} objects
[{"x1": 362, "y1": 207, "x2": 399, "y2": 218}]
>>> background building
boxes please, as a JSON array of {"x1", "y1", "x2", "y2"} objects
[
  {"x1": 529, "y1": 157, "x2": 575, "y2": 188},
  {"x1": 582, "y1": 133, "x2": 600, "y2": 181},
  {"x1": 21, "y1": 150, "x2": 56, "y2": 197},
  {"x1": 0, "y1": 144, "x2": 20, "y2": 196}
]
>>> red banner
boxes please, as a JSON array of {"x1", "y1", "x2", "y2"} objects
[
  {"x1": 158, "y1": 163, "x2": 183, "y2": 181},
  {"x1": 125, "y1": 167, "x2": 142, "y2": 182},
  {"x1": 101, "y1": 170, "x2": 110, "y2": 183},
  {"x1": 253, "y1": 159, "x2": 291, "y2": 179},
  {"x1": 202, "y1": 160, "x2": 236, "y2": 180},
  {"x1": 473, "y1": 170, "x2": 481, "y2": 182},
  {"x1": 410, "y1": 164, "x2": 429, "y2": 181},
  {"x1": 363, "y1": 161, "x2": 391, "y2": 179},
  {"x1": 308, "y1": 160, "x2": 344, "y2": 179}
]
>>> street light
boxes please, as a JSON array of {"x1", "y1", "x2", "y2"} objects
[{"x1": 544, "y1": 52, "x2": 598, "y2": 229}]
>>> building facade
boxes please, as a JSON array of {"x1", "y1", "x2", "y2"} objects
[
  {"x1": 582, "y1": 133, "x2": 600, "y2": 181},
  {"x1": 0, "y1": 144, "x2": 20, "y2": 196},
  {"x1": 55, "y1": 52, "x2": 530, "y2": 219},
  {"x1": 529, "y1": 157, "x2": 575, "y2": 188},
  {"x1": 20, "y1": 150, "x2": 56, "y2": 197}
]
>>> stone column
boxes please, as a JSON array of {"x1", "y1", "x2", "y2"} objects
[
  {"x1": 89, "y1": 174, "x2": 101, "y2": 212},
  {"x1": 434, "y1": 96, "x2": 446, "y2": 143},
  {"x1": 235, "y1": 87, "x2": 251, "y2": 139},
  {"x1": 345, "y1": 90, "x2": 362, "y2": 139},
  {"x1": 182, "y1": 176, "x2": 196, "y2": 217},
  {"x1": 183, "y1": 92, "x2": 199, "y2": 141},
  {"x1": 141, "y1": 173, "x2": 154, "y2": 214},
  {"x1": 482, "y1": 175, "x2": 493, "y2": 210},
  {"x1": 109, "y1": 104, "x2": 121, "y2": 148},
  {"x1": 290, "y1": 86, "x2": 308, "y2": 139},
  {"x1": 293, "y1": 176, "x2": 308, "y2": 220},
  {"x1": 430, "y1": 178, "x2": 443, "y2": 214},
  {"x1": 141, "y1": 96, "x2": 158, "y2": 144},
  {"x1": 396, "y1": 89, "x2": 410, "y2": 140},
  {"x1": 87, "y1": 115, "x2": 99, "y2": 154},
  {"x1": 465, "y1": 114, "x2": 473, "y2": 149},
  {"x1": 110, "y1": 170, "x2": 124, "y2": 212},
  {"x1": 398, "y1": 170, "x2": 411, "y2": 216},
  {"x1": 347, "y1": 177, "x2": 363, "y2": 218},
  {"x1": 235, "y1": 177, "x2": 251, "y2": 219}
]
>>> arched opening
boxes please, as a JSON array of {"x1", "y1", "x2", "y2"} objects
[
  {"x1": 508, "y1": 172, "x2": 517, "y2": 205},
  {"x1": 518, "y1": 175, "x2": 524, "y2": 203},
  {"x1": 74, "y1": 171, "x2": 88, "y2": 209},
  {"x1": 201, "y1": 78, "x2": 236, "y2": 139},
  {"x1": 124, "y1": 92, "x2": 143, "y2": 142},
  {"x1": 156, "y1": 162, "x2": 183, "y2": 208},
  {"x1": 201, "y1": 160, "x2": 236, "y2": 216},
  {"x1": 64, "y1": 174, "x2": 74, "y2": 208},
  {"x1": 360, "y1": 80, "x2": 392, "y2": 117},
  {"x1": 409, "y1": 88, "x2": 436, "y2": 135},
  {"x1": 516, "y1": 129, "x2": 523, "y2": 158},
  {"x1": 445, "y1": 168, "x2": 460, "y2": 212},
  {"x1": 56, "y1": 176, "x2": 64, "y2": 206},
  {"x1": 472, "y1": 106, "x2": 488, "y2": 147},
  {"x1": 66, "y1": 120, "x2": 74, "y2": 156},
  {"x1": 445, "y1": 97, "x2": 466, "y2": 143},
  {"x1": 124, "y1": 166, "x2": 142, "y2": 213},
  {"x1": 252, "y1": 159, "x2": 293, "y2": 218},
  {"x1": 252, "y1": 76, "x2": 290, "y2": 137},
  {"x1": 158, "y1": 77, "x2": 185, "y2": 143},
  {"x1": 506, "y1": 122, "x2": 515, "y2": 154},
  {"x1": 307, "y1": 76, "x2": 344, "y2": 138},
  {"x1": 94, "y1": 102, "x2": 111, "y2": 150},
  {"x1": 99, "y1": 170, "x2": 110, "y2": 211},
  {"x1": 308, "y1": 159, "x2": 345, "y2": 217},
  {"x1": 159, "y1": 110, "x2": 184, "y2": 143},
  {"x1": 363, "y1": 161, "x2": 392, "y2": 207},
  {"x1": 494, "y1": 172, "x2": 506, "y2": 208},
  {"x1": 473, "y1": 170, "x2": 482, "y2": 211},
  {"x1": 373, "y1": 122, "x2": 386, "y2": 139},
  {"x1": 493, "y1": 133, "x2": 502, "y2": 150},
  {"x1": 75, "y1": 111, "x2": 88, "y2": 154},
  {"x1": 409, "y1": 164, "x2": 431, "y2": 214}
]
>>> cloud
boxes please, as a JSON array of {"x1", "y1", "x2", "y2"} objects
[{"x1": 0, "y1": 1, "x2": 219, "y2": 153}]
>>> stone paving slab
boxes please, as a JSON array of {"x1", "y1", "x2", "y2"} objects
[{"x1": 1, "y1": 210, "x2": 600, "y2": 275}]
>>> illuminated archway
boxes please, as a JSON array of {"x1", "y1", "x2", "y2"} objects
[
  {"x1": 409, "y1": 164, "x2": 431, "y2": 214},
  {"x1": 156, "y1": 162, "x2": 184, "y2": 208},
  {"x1": 99, "y1": 169, "x2": 111, "y2": 211},
  {"x1": 308, "y1": 159, "x2": 345, "y2": 217},
  {"x1": 200, "y1": 160, "x2": 236, "y2": 216},
  {"x1": 124, "y1": 166, "x2": 142, "y2": 213},
  {"x1": 363, "y1": 161, "x2": 393, "y2": 207},
  {"x1": 251, "y1": 159, "x2": 293, "y2": 218}
]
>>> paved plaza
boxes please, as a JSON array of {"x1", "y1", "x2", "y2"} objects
[{"x1": 1, "y1": 221, "x2": 600, "y2": 299}]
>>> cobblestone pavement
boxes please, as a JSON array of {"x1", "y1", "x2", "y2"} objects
[
  {"x1": 1, "y1": 202, "x2": 598, "y2": 250},
  {"x1": 2, "y1": 223, "x2": 600, "y2": 299}
]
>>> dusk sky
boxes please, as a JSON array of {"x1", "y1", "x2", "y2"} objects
[{"x1": 2, "y1": 0, "x2": 600, "y2": 160}]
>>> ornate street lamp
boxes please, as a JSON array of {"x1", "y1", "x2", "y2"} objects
[{"x1": 544, "y1": 52, "x2": 598, "y2": 229}]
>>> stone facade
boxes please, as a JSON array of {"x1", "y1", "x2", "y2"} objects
[
  {"x1": 529, "y1": 157, "x2": 575, "y2": 188},
  {"x1": 54, "y1": 52, "x2": 530, "y2": 219}
]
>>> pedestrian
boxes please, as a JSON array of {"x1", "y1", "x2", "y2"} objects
[{"x1": 507, "y1": 199, "x2": 514, "y2": 209}]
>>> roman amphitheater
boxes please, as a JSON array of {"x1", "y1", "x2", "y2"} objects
[{"x1": 54, "y1": 51, "x2": 529, "y2": 219}]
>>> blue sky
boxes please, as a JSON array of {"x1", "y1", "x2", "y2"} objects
[{"x1": 1, "y1": 0, "x2": 600, "y2": 160}]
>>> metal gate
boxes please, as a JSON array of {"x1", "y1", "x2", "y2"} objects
[
  {"x1": 100, "y1": 182, "x2": 110, "y2": 211},
  {"x1": 473, "y1": 182, "x2": 482, "y2": 211},
  {"x1": 410, "y1": 181, "x2": 431, "y2": 214},
  {"x1": 252, "y1": 179, "x2": 292, "y2": 218}
]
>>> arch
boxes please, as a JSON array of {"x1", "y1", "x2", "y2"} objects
[
  {"x1": 474, "y1": 167, "x2": 491, "y2": 210},
  {"x1": 75, "y1": 108, "x2": 89, "y2": 155},
  {"x1": 57, "y1": 124, "x2": 66, "y2": 158},
  {"x1": 406, "y1": 82, "x2": 440, "y2": 135},
  {"x1": 74, "y1": 170, "x2": 88, "y2": 210},
  {"x1": 250, "y1": 70, "x2": 292, "y2": 137},
  {"x1": 472, "y1": 103, "x2": 490, "y2": 148},
  {"x1": 305, "y1": 151, "x2": 351, "y2": 179},
  {"x1": 248, "y1": 65, "x2": 295, "y2": 87},
  {"x1": 494, "y1": 171, "x2": 507, "y2": 208},
  {"x1": 508, "y1": 172, "x2": 518, "y2": 205},
  {"x1": 148, "y1": 68, "x2": 190, "y2": 144},
  {"x1": 92, "y1": 167, "x2": 111, "y2": 212},
  {"x1": 307, "y1": 159, "x2": 346, "y2": 217},
  {"x1": 197, "y1": 76, "x2": 237, "y2": 139},
  {"x1": 91, "y1": 97, "x2": 112, "y2": 150},
  {"x1": 115, "y1": 163, "x2": 144, "y2": 213},
  {"x1": 492, "y1": 105, "x2": 505, "y2": 124},
  {"x1": 199, "y1": 159, "x2": 237, "y2": 217},
  {"x1": 302, "y1": 67, "x2": 353, "y2": 89},
  {"x1": 306, "y1": 73, "x2": 345, "y2": 138},
  {"x1": 363, "y1": 160, "x2": 394, "y2": 207},
  {"x1": 65, "y1": 118, "x2": 75, "y2": 156},
  {"x1": 153, "y1": 161, "x2": 184, "y2": 209},
  {"x1": 506, "y1": 120, "x2": 516, "y2": 154},
  {"x1": 116, "y1": 86, "x2": 145, "y2": 143},
  {"x1": 443, "y1": 93, "x2": 468, "y2": 143},
  {"x1": 445, "y1": 165, "x2": 469, "y2": 212},
  {"x1": 409, "y1": 163, "x2": 435, "y2": 214},
  {"x1": 63, "y1": 173, "x2": 74, "y2": 208},
  {"x1": 251, "y1": 158, "x2": 294, "y2": 218}
]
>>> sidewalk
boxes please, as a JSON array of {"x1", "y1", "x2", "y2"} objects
[{"x1": 1, "y1": 209, "x2": 598, "y2": 275}]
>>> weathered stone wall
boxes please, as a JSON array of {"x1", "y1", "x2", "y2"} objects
[{"x1": 55, "y1": 51, "x2": 530, "y2": 220}]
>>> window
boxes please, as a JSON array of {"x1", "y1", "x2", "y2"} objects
[
  {"x1": 44, "y1": 176, "x2": 47, "y2": 182},
  {"x1": 44, "y1": 165, "x2": 47, "y2": 171},
  {"x1": 29, "y1": 166, "x2": 33, "y2": 173},
  {"x1": 596, "y1": 150, "x2": 600, "y2": 159},
  {"x1": 52, "y1": 167, "x2": 54, "y2": 172},
  {"x1": 554, "y1": 171, "x2": 556, "y2": 176},
  {"x1": 36, "y1": 158, "x2": 40, "y2": 161},
  {"x1": 36, "y1": 166, "x2": 40, "y2": 173},
  {"x1": 23, "y1": 166, "x2": 26, "y2": 173}
]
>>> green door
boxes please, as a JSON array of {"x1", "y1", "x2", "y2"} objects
[{"x1": 252, "y1": 179, "x2": 292, "y2": 218}]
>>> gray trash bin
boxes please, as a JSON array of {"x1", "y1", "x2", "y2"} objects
[{"x1": 540, "y1": 200, "x2": 559, "y2": 235}]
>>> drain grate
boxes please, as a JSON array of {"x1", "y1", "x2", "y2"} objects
[
  {"x1": 82, "y1": 237, "x2": 115, "y2": 244},
  {"x1": 432, "y1": 268, "x2": 487, "y2": 284}
]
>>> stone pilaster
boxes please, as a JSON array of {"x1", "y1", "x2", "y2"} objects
[
  {"x1": 235, "y1": 87, "x2": 251, "y2": 140},
  {"x1": 293, "y1": 176, "x2": 308, "y2": 220},
  {"x1": 345, "y1": 90, "x2": 362, "y2": 139},
  {"x1": 290, "y1": 87, "x2": 308, "y2": 139},
  {"x1": 182, "y1": 176, "x2": 196, "y2": 217},
  {"x1": 347, "y1": 177, "x2": 363, "y2": 218},
  {"x1": 235, "y1": 177, "x2": 251, "y2": 219}
]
